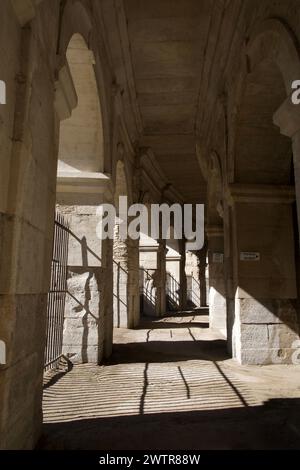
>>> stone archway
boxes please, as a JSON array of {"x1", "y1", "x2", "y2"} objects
[
  {"x1": 58, "y1": 33, "x2": 104, "y2": 174},
  {"x1": 53, "y1": 32, "x2": 112, "y2": 365},
  {"x1": 227, "y1": 21, "x2": 300, "y2": 364}
]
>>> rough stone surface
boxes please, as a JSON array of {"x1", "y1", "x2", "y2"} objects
[{"x1": 62, "y1": 268, "x2": 103, "y2": 364}]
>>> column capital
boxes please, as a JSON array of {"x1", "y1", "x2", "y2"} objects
[
  {"x1": 226, "y1": 184, "x2": 295, "y2": 205},
  {"x1": 56, "y1": 171, "x2": 113, "y2": 203}
]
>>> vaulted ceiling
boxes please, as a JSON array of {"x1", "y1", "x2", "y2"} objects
[{"x1": 123, "y1": 0, "x2": 214, "y2": 203}]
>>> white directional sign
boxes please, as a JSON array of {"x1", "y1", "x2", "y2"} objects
[
  {"x1": 0, "y1": 340, "x2": 6, "y2": 365},
  {"x1": 240, "y1": 252, "x2": 260, "y2": 261},
  {"x1": 0, "y1": 80, "x2": 6, "y2": 104}
]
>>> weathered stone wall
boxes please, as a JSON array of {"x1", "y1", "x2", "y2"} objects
[
  {"x1": 55, "y1": 199, "x2": 112, "y2": 365},
  {"x1": 0, "y1": 0, "x2": 61, "y2": 449},
  {"x1": 0, "y1": 0, "x2": 134, "y2": 449}
]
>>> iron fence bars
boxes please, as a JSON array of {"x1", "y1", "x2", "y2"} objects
[
  {"x1": 44, "y1": 212, "x2": 69, "y2": 371},
  {"x1": 166, "y1": 272, "x2": 180, "y2": 311}
]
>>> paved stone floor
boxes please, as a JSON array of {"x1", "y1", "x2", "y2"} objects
[{"x1": 40, "y1": 309, "x2": 300, "y2": 449}]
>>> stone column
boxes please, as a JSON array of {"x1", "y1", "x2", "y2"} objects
[
  {"x1": 222, "y1": 203, "x2": 232, "y2": 353},
  {"x1": 185, "y1": 252, "x2": 201, "y2": 308},
  {"x1": 102, "y1": 237, "x2": 114, "y2": 359},
  {"x1": 198, "y1": 245, "x2": 208, "y2": 307},
  {"x1": 139, "y1": 237, "x2": 166, "y2": 317},
  {"x1": 228, "y1": 184, "x2": 299, "y2": 364},
  {"x1": 56, "y1": 171, "x2": 113, "y2": 364},
  {"x1": 113, "y1": 227, "x2": 139, "y2": 329},
  {"x1": 179, "y1": 240, "x2": 187, "y2": 310},
  {"x1": 156, "y1": 239, "x2": 167, "y2": 314},
  {"x1": 207, "y1": 226, "x2": 226, "y2": 335},
  {"x1": 166, "y1": 252, "x2": 181, "y2": 311}
]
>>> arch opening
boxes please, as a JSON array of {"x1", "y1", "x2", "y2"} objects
[
  {"x1": 235, "y1": 59, "x2": 292, "y2": 184},
  {"x1": 58, "y1": 33, "x2": 104, "y2": 174},
  {"x1": 229, "y1": 54, "x2": 299, "y2": 364}
]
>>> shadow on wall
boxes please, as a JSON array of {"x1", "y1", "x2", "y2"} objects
[
  {"x1": 113, "y1": 259, "x2": 128, "y2": 328},
  {"x1": 166, "y1": 272, "x2": 181, "y2": 311},
  {"x1": 186, "y1": 275, "x2": 201, "y2": 309},
  {"x1": 139, "y1": 268, "x2": 158, "y2": 316},
  {"x1": 62, "y1": 229, "x2": 103, "y2": 364}
]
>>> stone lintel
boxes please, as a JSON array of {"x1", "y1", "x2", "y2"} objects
[
  {"x1": 227, "y1": 184, "x2": 295, "y2": 205},
  {"x1": 273, "y1": 97, "x2": 300, "y2": 138},
  {"x1": 57, "y1": 171, "x2": 113, "y2": 202}
]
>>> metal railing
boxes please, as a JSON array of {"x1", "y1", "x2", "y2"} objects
[
  {"x1": 44, "y1": 212, "x2": 69, "y2": 371},
  {"x1": 187, "y1": 275, "x2": 201, "y2": 307},
  {"x1": 166, "y1": 272, "x2": 180, "y2": 310}
]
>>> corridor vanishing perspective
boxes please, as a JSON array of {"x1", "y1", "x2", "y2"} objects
[{"x1": 1, "y1": 0, "x2": 300, "y2": 452}]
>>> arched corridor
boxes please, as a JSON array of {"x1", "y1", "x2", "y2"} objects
[{"x1": 1, "y1": 0, "x2": 300, "y2": 453}]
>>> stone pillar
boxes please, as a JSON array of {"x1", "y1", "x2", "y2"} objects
[
  {"x1": 102, "y1": 237, "x2": 114, "y2": 359},
  {"x1": 113, "y1": 226, "x2": 139, "y2": 329},
  {"x1": 185, "y1": 251, "x2": 201, "y2": 308},
  {"x1": 207, "y1": 226, "x2": 226, "y2": 335},
  {"x1": 166, "y1": 252, "x2": 181, "y2": 311},
  {"x1": 198, "y1": 245, "x2": 208, "y2": 307},
  {"x1": 156, "y1": 239, "x2": 167, "y2": 314},
  {"x1": 165, "y1": 236, "x2": 187, "y2": 312},
  {"x1": 0, "y1": 20, "x2": 58, "y2": 448},
  {"x1": 228, "y1": 184, "x2": 299, "y2": 364},
  {"x1": 56, "y1": 171, "x2": 113, "y2": 364},
  {"x1": 139, "y1": 237, "x2": 166, "y2": 317},
  {"x1": 179, "y1": 240, "x2": 187, "y2": 310},
  {"x1": 222, "y1": 198, "x2": 236, "y2": 356}
]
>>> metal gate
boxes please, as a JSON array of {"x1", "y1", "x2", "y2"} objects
[
  {"x1": 44, "y1": 212, "x2": 69, "y2": 371},
  {"x1": 166, "y1": 272, "x2": 180, "y2": 311}
]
